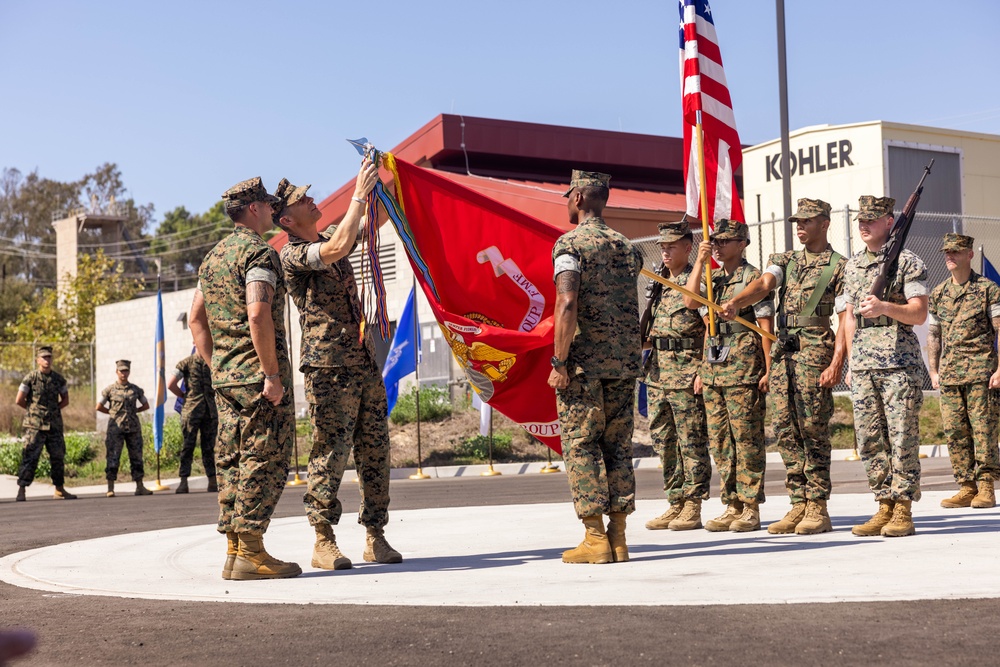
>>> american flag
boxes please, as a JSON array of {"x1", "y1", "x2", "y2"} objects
[{"x1": 679, "y1": 0, "x2": 745, "y2": 224}]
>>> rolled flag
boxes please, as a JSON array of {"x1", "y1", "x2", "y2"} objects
[{"x1": 382, "y1": 286, "x2": 421, "y2": 417}]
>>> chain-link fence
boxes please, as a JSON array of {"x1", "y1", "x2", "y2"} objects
[{"x1": 634, "y1": 211, "x2": 1000, "y2": 393}]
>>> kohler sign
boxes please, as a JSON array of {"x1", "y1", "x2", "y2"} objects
[{"x1": 765, "y1": 139, "x2": 854, "y2": 181}]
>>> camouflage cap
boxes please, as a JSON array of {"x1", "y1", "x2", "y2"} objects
[
  {"x1": 563, "y1": 169, "x2": 612, "y2": 197},
  {"x1": 116, "y1": 359, "x2": 131, "y2": 371},
  {"x1": 941, "y1": 233, "x2": 974, "y2": 252},
  {"x1": 788, "y1": 198, "x2": 832, "y2": 222},
  {"x1": 658, "y1": 218, "x2": 693, "y2": 243},
  {"x1": 273, "y1": 178, "x2": 312, "y2": 215},
  {"x1": 855, "y1": 195, "x2": 896, "y2": 221},
  {"x1": 37, "y1": 346, "x2": 53, "y2": 358},
  {"x1": 221, "y1": 177, "x2": 280, "y2": 213},
  {"x1": 710, "y1": 218, "x2": 750, "y2": 246}
]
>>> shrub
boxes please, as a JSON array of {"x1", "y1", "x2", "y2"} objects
[
  {"x1": 454, "y1": 433, "x2": 513, "y2": 461},
  {"x1": 0, "y1": 431, "x2": 97, "y2": 476},
  {"x1": 390, "y1": 384, "x2": 452, "y2": 425}
]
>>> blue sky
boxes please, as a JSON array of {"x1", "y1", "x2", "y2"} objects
[{"x1": 2, "y1": 1, "x2": 998, "y2": 226}]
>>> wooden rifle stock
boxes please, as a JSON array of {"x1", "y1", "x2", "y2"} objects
[{"x1": 869, "y1": 160, "x2": 934, "y2": 300}]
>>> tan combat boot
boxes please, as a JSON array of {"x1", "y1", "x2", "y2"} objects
[
  {"x1": 363, "y1": 527, "x2": 402, "y2": 564},
  {"x1": 53, "y1": 486, "x2": 77, "y2": 500},
  {"x1": 705, "y1": 501, "x2": 744, "y2": 532},
  {"x1": 881, "y1": 499, "x2": 915, "y2": 537},
  {"x1": 940, "y1": 482, "x2": 976, "y2": 508},
  {"x1": 231, "y1": 533, "x2": 302, "y2": 580},
  {"x1": 106, "y1": 480, "x2": 115, "y2": 498},
  {"x1": 795, "y1": 499, "x2": 832, "y2": 535},
  {"x1": 645, "y1": 503, "x2": 683, "y2": 530},
  {"x1": 222, "y1": 532, "x2": 238, "y2": 580},
  {"x1": 767, "y1": 502, "x2": 806, "y2": 534},
  {"x1": 312, "y1": 524, "x2": 352, "y2": 570},
  {"x1": 175, "y1": 477, "x2": 189, "y2": 494},
  {"x1": 135, "y1": 481, "x2": 153, "y2": 496},
  {"x1": 730, "y1": 502, "x2": 761, "y2": 532},
  {"x1": 852, "y1": 500, "x2": 895, "y2": 536},
  {"x1": 668, "y1": 499, "x2": 703, "y2": 531},
  {"x1": 562, "y1": 516, "x2": 613, "y2": 564},
  {"x1": 971, "y1": 480, "x2": 996, "y2": 508},
  {"x1": 206, "y1": 476, "x2": 218, "y2": 493},
  {"x1": 606, "y1": 512, "x2": 629, "y2": 563}
]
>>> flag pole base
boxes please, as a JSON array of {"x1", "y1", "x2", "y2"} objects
[
  {"x1": 845, "y1": 448, "x2": 861, "y2": 462},
  {"x1": 150, "y1": 480, "x2": 169, "y2": 491},
  {"x1": 286, "y1": 473, "x2": 306, "y2": 487},
  {"x1": 539, "y1": 464, "x2": 561, "y2": 474},
  {"x1": 409, "y1": 468, "x2": 431, "y2": 480},
  {"x1": 481, "y1": 466, "x2": 502, "y2": 477}
]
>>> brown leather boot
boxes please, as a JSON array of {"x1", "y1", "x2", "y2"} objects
[
  {"x1": 231, "y1": 533, "x2": 302, "y2": 580},
  {"x1": 971, "y1": 480, "x2": 996, "y2": 508},
  {"x1": 135, "y1": 481, "x2": 153, "y2": 496},
  {"x1": 881, "y1": 499, "x2": 915, "y2": 537},
  {"x1": 940, "y1": 482, "x2": 976, "y2": 508},
  {"x1": 705, "y1": 501, "x2": 744, "y2": 532},
  {"x1": 222, "y1": 532, "x2": 238, "y2": 580},
  {"x1": 668, "y1": 499, "x2": 703, "y2": 531},
  {"x1": 645, "y1": 503, "x2": 683, "y2": 530},
  {"x1": 206, "y1": 476, "x2": 218, "y2": 493},
  {"x1": 852, "y1": 500, "x2": 895, "y2": 536},
  {"x1": 795, "y1": 499, "x2": 832, "y2": 535},
  {"x1": 106, "y1": 480, "x2": 115, "y2": 498},
  {"x1": 606, "y1": 512, "x2": 628, "y2": 563},
  {"x1": 15, "y1": 485, "x2": 26, "y2": 502},
  {"x1": 730, "y1": 502, "x2": 761, "y2": 532},
  {"x1": 767, "y1": 502, "x2": 806, "y2": 534},
  {"x1": 562, "y1": 516, "x2": 612, "y2": 564},
  {"x1": 53, "y1": 486, "x2": 77, "y2": 500},
  {"x1": 175, "y1": 477, "x2": 189, "y2": 494},
  {"x1": 312, "y1": 524, "x2": 352, "y2": 570},
  {"x1": 363, "y1": 527, "x2": 402, "y2": 564}
]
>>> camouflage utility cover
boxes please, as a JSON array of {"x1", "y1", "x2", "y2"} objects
[
  {"x1": 563, "y1": 170, "x2": 611, "y2": 196},
  {"x1": 929, "y1": 272, "x2": 1000, "y2": 385},
  {"x1": 855, "y1": 195, "x2": 895, "y2": 221},
  {"x1": 222, "y1": 176, "x2": 280, "y2": 209},
  {"x1": 788, "y1": 198, "x2": 831, "y2": 222},
  {"x1": 710, "y1": 218, "x2": 750, "y2": 244},
  {"x1": 658, "y1": 220, "x2": 693, "y2": 244},
  {"x1": 552, "y1": 217, "x2": 643, "y2": 379},
  {"x1": 19, "y1": 370, "x2": 67, "y2": 431},
  {"x1": 100, "y1": 381, "x2": 146, "y2": 433},
  {"x1": 940, "y1": 233, "x2": 974, "y2": 252},
  {"x1": 645, "y1": 264, "x2": 705, "y2": 390},
  {"x1": 198, "y1": 226, "x2": 292, "y2": 388},
  {"x1": 273, "y1": 178, "x2": 312, "y2": 216},
  {"x1": 281, "y1": 226, "x2": 377, "y2": 370}
]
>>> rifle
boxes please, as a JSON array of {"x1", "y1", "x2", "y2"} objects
[
  {"x1": 869, "y1": 160, "x2": 934, "y2": 300},
  {"x1": 639, "y1": 262, "x2": 667, "y2": 344}
]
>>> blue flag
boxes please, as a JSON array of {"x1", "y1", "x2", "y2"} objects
[
  {"x1": 984, "y1": 254, "x2": 1000, "y2": 285},
  {"x1": 152, "y1": 288, "x2": 166, "y2": 453},
  {"x1": 382, "y1": 286, "x2": 421, "y2": 417}
]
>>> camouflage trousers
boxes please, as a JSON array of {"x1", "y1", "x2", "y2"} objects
[
  {"x1": 851, "y1": 368, "x2": 923, "y2": 501},
  {"x1": 940, "y1": 382, "x2": 1000, "y2": 483},
  {"x1": 214, "y1": 383, "x2": 294, "y2": 535},
  {"x1": 646, "y1": 384, "x2": 710, "y2": 503},
  {"x1": 18, "y1": 427, "x2": 66, "y2": 487},
  {"x1": 770, "y1": 357, "x2": 834, "y2": 502},
  {"x1": 179, "y1": 409, "x2": 217, "y2": 478},
  {"x1": 556, "y1": 375, "x2": 636, "y2": 519},
  {"x1": 105, "y1": 423, "x2": 144, "y2": 482},
  {"x1": 703, "y1": 384, "x2": 766, "y2": 504},
  {"x1": 303, "y1": 363, "x2": 391, "y2": 530}
]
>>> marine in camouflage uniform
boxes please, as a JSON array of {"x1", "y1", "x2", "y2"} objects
[
  {"x1": 686, "y1": 218, "x2": 774, "y2": 532},
  {"x1": 927, "y1": 233, "x2": 1000, "y2": 509},
  {"x1": 169, "y1": 353, "x2": 218, "y2": 493},
  {"x1": 642, "y1": 219, "x2": 710, "y2": 531},
  {"x1": 14, "y1": 346, "x2": 75, "y2": 501},
  {"x1": 550, "y1": 170, "x2": 642, "y2": 565},
  {"x1": 191, "y1": 176, "x2": 300, "y2": 580},
  {"x1": 275, "y1": 168, "x2": 401, "y2": 569},
  {"x1": 843, "y1": 195, "x2": 929, "y2": 537},
  {"x1": 97, "y1": 359, "x2": 152, "y2": 497},
  {"x1": 722, "y1": 199, "x2": 848, "y2": 535}
]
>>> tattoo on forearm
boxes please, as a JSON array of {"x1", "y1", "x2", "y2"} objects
[
  {"x1": 927, "y1": 325, "x2": 941, "y2": 372},
  {"x1": 246, "y1": 282, "x2": 274, "y2": 305},
  {"x1": 555, "y1": 271, "x2": 580, "y2": 294},
  {"x1": 992, "y1": 317, "x2": 1000, "y2": 334}
]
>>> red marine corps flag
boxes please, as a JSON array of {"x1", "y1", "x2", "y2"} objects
[
  {"x1": 679, "y1": 0, "x2": 745, "y2": 225},
  {"x1": 378, "y1": 154, "x2": 564, "y2": 454}
]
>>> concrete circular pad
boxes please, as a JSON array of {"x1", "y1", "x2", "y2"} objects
[{"x1": 1, "y1": 491, "x2": 998, "y2": 606}]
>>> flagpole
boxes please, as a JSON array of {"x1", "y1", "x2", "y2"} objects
[
  {"x1": 481, "y1": 404, "x2": 501, "y2": 476},
  {"x1": 409, "y1": 276, "x2": 430, "y2": 480},
  {"x1": 151, "y1": 270, "x2": 168, "y2": 491},
  {"x1": 695, "y1": 111, "x2": 718, "y2": 352},
  {"x1": 285, "y1": 292, "x2": 305, "y2": 486},
  {"x1": 540, "y1": 444, "x2": 561, "y2": 473}
]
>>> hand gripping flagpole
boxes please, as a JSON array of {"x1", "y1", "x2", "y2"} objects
[
  {"x1": 408, "y1": 275, "x2": 430, "y2": 480},
  {"x1": 285, "y1": 292, "x2": 306, "y2": 487},
  {"x1": 695, "y1": 110, "x2": 721, "y2": 362}
]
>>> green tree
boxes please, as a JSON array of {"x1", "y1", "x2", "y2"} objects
[{"x1": 150, "y1": 200, "x2": 228, "y2": 288}]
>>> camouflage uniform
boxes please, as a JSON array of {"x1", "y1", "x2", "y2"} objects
[
  {"x1": 844, "y1": 197, "x2": 928, "y2": 502},
  {"x1": 552, "y1": 206, "x2": 642, "y2": 520},
  {"x1": 100, "y1": 379, "x2": 147, "y2": 482},
  {"x1": 172, "y1": 354, "x2": 218, "y2": 479},
  {"x1": 17, "y1": 368, "x2": 68, "y2": 488},
  {"x1": 281, "y1": 213, "x2": 391, "y2": 531},
  {"x1": 766, "y1": 200, "x2": 847, "y2": 503},
  {"x1": 928, "y1": 235, "x2": 1000, "y2": 485},
  {"x1": 700, "y1": 251, "x2": 773, "y2": 506},
  {"x1": 645, "y1": 257, "x2": 710, "y2": 504},
  {"x1": 200, "y1": 177, "x2": 293, "y2": 536}
]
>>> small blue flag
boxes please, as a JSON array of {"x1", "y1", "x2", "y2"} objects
[
  {"x1": 382, "y1": 287, "x2": 421, "y2": 417},
  {"x1": 637, "y1": 350, "x2": 650, "y2": 418},
  {"x1": 984, "y1": 254, "x2": 1000, "y2": 285}
]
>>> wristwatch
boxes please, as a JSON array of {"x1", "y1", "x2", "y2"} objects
[{"x1": 550, "y1": 355, "x2": 566, "y2": 369}]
